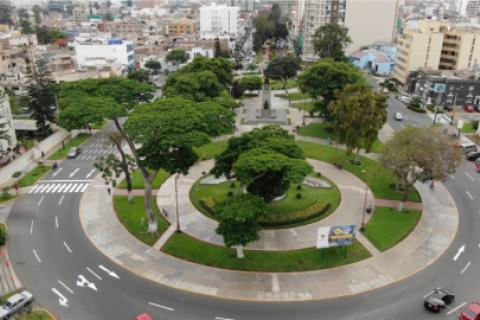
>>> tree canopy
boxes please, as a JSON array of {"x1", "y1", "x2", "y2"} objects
[
  {"x1": 27, "y1": 72, "x2": 56, "y2": 137},
  {"x1": 380, "y1": 127, "x2": 461, "y2": 208},
  {"x1": 212, "y1": 126, "x2": 311, "y2": 202},
  {"x1": 165, "y1": 49, "x2": 189, "y2": 66},
  {"x1": 179, "y1": 55, "x2": 233, "y2": 86},
  {"x1": 329, "y1": 84, "x2": 387, "y2": 155},
  {"x1": 163, "y1": 70, "x2": 222, "y2": 101},
  {"x1": 264, "y1": 56, "x2": 300, "y2": 83},
  {"x1": 313, "y1": 22, "x2": 352, "y2": 61},
  {"x1": 297, "y1": 59, "x2": 367, "y2": 121},
  {"x1": 144, "y1": 60, "x2": 161, "y2": 73},
  {"x1": 239, "y1": 76, "x2": 262, "y2": 94},
  {"x1": 127, "y1": 69, "x2": 150, "y2": 83},
  {"x1": 215, "y1": 194, "x2": 265, "y2": 248}
]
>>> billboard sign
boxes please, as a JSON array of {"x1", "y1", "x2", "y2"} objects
[
  {"x1": 316, "y1": 225, "x2": 356, "y2": 249},
  {"x1": 434, "y1": 83, "x2": 447, "y2": 93}
]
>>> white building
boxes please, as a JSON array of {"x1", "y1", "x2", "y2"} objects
[
  {"x1": 200, "y1": 3, "x2": 240, "y2": 39},
  {"x1": 73, "y1": 34, "x2": 135, "y2": 71},
  {"x1": 0, "y1": 89, "x2": 17, "y2": 156}
]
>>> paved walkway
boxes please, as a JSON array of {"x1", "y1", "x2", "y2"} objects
[
  {"x1": 80, "y1": 164, "x2": 458, "y2": 301},
  {"x1": 157, "y1": 159, "x2": 375, "y2": 251},
  {"x1": 0, "y1": 203, "x2": 22, "y2": 296}
]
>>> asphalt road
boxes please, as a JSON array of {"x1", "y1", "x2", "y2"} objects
[{"x1": 6, "y1": 93, "x2": 480, "y2": 319}]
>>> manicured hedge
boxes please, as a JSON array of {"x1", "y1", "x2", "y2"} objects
[
  {"x1": 258, "y1": 202, "x2": 331, "y2": 227},
  {"x1": 407, "y1": 105, "x2": 426, "y2": 113}
]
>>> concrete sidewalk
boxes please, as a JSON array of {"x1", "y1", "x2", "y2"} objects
[
  {"x1": 157, "y1": 159, "x2": 376, "y2": 251},
  {"x1": 80, "y1": 170, "x2": 458, "y2": 301}
]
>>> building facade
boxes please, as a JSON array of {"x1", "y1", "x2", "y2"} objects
[
  {"x1": 199, "y1": 3, "x2": 239, "y2": 38},
  {"x1": 393, "y1": 20, "x2": 480, "y2": 84},
  {"x1": 168, "y1": 19, "x2": 196, "y2": 36},
  {"x1": 0, "y1": 89, "x2": 17, "y2": 157},
  {"x1": 221, "y1": 0, "x2": 255, "y2": 11}
]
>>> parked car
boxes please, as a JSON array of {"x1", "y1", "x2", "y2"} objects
[
  {"x1": 135, "y1": 314, "x2": 153, "y2": 320},
  {"x1": 459, "y1": 301, "x2": 480, "y2": 320},
  {"x1": 465, "y1": 105, "x2": 475, "y2": 113},
  {"x1": 0, "y1": 290, "x2": 34, "y2": 320},
  {"x1": 424, "y1": 288, "x2": 455, "y2": 313},
  {"x1": 67, "y1": 147, "x2": 81, "y2": 159},
  {"x1": 475, "y1": 158, "x2": 480, "y2": 172},
  {"x1": 394, "y1": 112, "x2": 403, "y2": 121},
  {"x1": 397, "y1": 95, "x2": 411, "y2": 104},
  {"x1": 467, "y1": 151, "x2": 480, "y2": 161}
]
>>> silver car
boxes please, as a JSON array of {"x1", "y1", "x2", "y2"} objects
[{"x1": 0, "y1": 290, "x2": 34, "y2": 319}]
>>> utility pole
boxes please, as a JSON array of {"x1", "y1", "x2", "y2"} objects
[{"x1": 175, "y1": 173, "x2": 181, "y2": 233}]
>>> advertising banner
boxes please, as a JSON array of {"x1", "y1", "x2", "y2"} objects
[{"x1": 316, "y1": 225, "x2": 356, "y2": 249}]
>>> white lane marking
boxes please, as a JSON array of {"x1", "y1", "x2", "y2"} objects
[
  {"x1": 69, "y1": 168, "x2": 80, "y2": 178},
  {"x1": 80, "y1": 184, "x2": 89, "y2": 193},
  {"x1": 76, "y1": 275, "x2": 97, "y2": 291},
  {"x1": 86, "y1": 267, "x2": 102, "y2": 280},
  {"x1": 58, "y1": 184, "x2": 67, "y2": 193},
  {"x1": 44, "y1": 184, "x2": 56, "y2": 193},
  {"x1": 147, "y1": 302, "x2": 175, "y2": 312},
  {"x1": 55, "y1": 216, "x2": 59, "y2": 229},
  {"x1": 74, "y1": 183, "x2": 84, "y2": 192},
  {"x1": 215, "y1": 317, "x2": 235, "y2": 320},
  {"x1": 34, "y1": 185, "x2": 47, "y2": 193},
  {"x1": 52, "y1": 184, "x2": 61, "y2": 193},
  {"x1": 58, "y1": 281, "x2": 74, "y2": 294},
  {"x1": 63, "y1": 184, "x2": 74, "y2": 193},
  {"x1": 28, "y1": 185, "x2": 39, "y2": 194},
  {"x1": 98, "y1": 265, "x2": 120, "y2": 279},
  {"x1": 63, "y1": 241, "x2": 72, "y2": 253},
  {"x1": 40, "y1": 179, "x2": 92, "y2": 183},
  {"x1": 51, "y1": 288, "x2": 69, "y2": 307},
  {"x1": 37, "y1": 196, "x2": 45, "y2": 206},
  {"x1": 446, "y1": 302, "x2": 466, "y2": 315},
  {"x1": 461, "y1": 262, "x2": 471, "y2": 274},
  {"x1": 69, "y1": 184, "x2": 79, "y2": 193},
  {"x1": 30, "y1": 220, "x2": 33, "y2": 234},
  {"x1": 449, "y1": 174, "x2": 456, "y2": 180},
  {"x1": 466, "y1": 190, "x2": 474, "y2": 200},
  {"x1": 33, "y1": 249, "x2": 41, "y2": 263},
  {"x1": 58, "y1": 195, "x2": 64, "y2": 205},
  {"x1": 465, "y1": 172, "x2": 475, "y2": 181},
  {"x1": 52, "y1": 167, "x2": 63, "y2": 177},
  {"x1": 453, "y1": 245, "x2": 465, "y2": 261},
  {"x1": 86, "y1": 169, "x2": 96, "y2": 178}
]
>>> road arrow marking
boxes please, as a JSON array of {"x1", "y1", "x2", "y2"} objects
[
  {"x1": 33, "y1": 249, "x2": 41, "y2": 263},
  {"x1": 69, "y1": 168, "x2": 80, "y2": 178},
  {"x1": 52, "y1": 168, "x2": 63, "y2": 177},
  {"x1": 99, "y1": 265, "x2": 120, "y2": 279},
  {"x1": 86, "y1": 169, "x2": 96, "y2": 179},
  {"x1": 86, "y1": 267, "x2": 102, "y2": 280},
  {"x1": 148, "y1": 302, "x2": 175, "y2": 312},
  {"x1": 76, "y1": 275, "x2": 97, "y2": 291},
  {"x1": 453, "y1": 245, "x2": 465, "y2": 261},
  {"x1": 52, "y1": 288, "x2": 68, "y2": 307}
]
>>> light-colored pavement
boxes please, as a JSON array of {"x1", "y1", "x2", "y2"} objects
[
  {"x1": 80, "y1": 160, "x2": 458, "y2": 301},
  {"x1": 157, "y1": 159, "x2": 375, "y2": 251}
]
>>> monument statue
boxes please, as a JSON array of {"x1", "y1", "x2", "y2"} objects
[{"x1": 244, "y1": 76, "x2": 288, "y2": 124}]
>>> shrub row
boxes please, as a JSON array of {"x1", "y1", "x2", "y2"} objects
[
  {"x1": 258, "y1": 201, "x2": 331, "y2": 227},
  {"x1": 407, "y1": 105, "x2": 426, "y2": 113}
]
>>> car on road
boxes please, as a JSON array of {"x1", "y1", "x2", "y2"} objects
[
  {"x1": 466, "y1": 151, "x2": 480, "y2": 161},
  {"x1": 465, "y1": 105, "x2": 475, "y2": 113},
  {"x1": 397, "y1": 95, "x2": 411, "y2": 104},
  {"x1": 67, "y1": 147, "x2": 81, "y2": 159},
  {"x1": 394, "y1": 112, "x2": 403, "y2": 121},
  {"x1": 136, "y1": 314, "x2": 153, "y2": 320},
  {"x1": 459, "y1": 301, "x2": 480, "y2": 320},
  {"x1": 424, "y1": 288, "x2": 455, "y2": 313},
  {"x1": 475, "y1": 158, "x2": 480, "y2": 172},
  {"x1": 0, "y1": 290, "x2": 34, "y2": 320}
]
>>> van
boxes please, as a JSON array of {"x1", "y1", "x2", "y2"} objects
[{"x1": 461, "y1": 142, "x2": 477, "y2": 154}]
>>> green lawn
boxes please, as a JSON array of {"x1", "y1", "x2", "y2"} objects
[
  {"x1": 118, "y1": 169, "x2": 170, "y2": 189},
  {"x1": 291, "y1": 101, "x2": 314, "y2": 113},
  {"x1": 298, "y1": 123, "x2": 383, "y2": 153},
  {"x1": 275, "y1": 92, "x2": 310, "y2": 101},
  {"x1": 113, "y1": 196, "x2": 169, "y2": 246},
  {"x1": 190, "y1": 177, "x2": 340, "y2": 227},
  {"x1": 362, "y1": 207, "x2": 422, "y2": 252},
  {"x1": 18, "y1": 311, "x2": 54, "y2": 320},
  {"x1": 18, "y1": 165, "x2": 51, "y2": 187},
  {"x1": 162, "y1": 233, "x2": 370, "y2": 272},
  {"x1": 463, "y1": 122, "x2": 478, "y2": 134},
  {"x1": 194, "y1": 141, "x2": 228, "y2": 160},
  {"x1": 48, "y1": 133, "x2": 91, "y2": 160},
  {"x1": 270, "y1": 78, "x2": 297, "y2": 90},
  {"x1": 255, "y1": 51, "x2": 264, "y2": 64},
  {"x1": 297, "y1": 141, "x2": 421, "y2": 202}
]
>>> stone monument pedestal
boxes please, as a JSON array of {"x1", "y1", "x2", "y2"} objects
[{"x1": 244, "y1": 79, "x2": 288, "y2": 125}]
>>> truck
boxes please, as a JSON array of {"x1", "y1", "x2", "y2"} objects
[
  {"x1": 459, "y1": 301, "x2": 480, "y2": 320},
  {"x1": 0, "y1": 290, "x2": 34, "y2": 320}
]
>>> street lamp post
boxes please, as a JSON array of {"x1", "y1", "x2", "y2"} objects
[{"x1": 175, "y1": 172, "x2": 181, "y2": 233}]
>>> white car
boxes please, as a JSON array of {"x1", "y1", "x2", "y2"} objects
[
  {"x1": 0, "y1": 290, "x2": 34, "y2": 320},
  {"x1": 394, "y1": 112, "x2": 403, "y2": 121},
  {"x1": 397, "y1": 95, "x2": 411, "y2": 104}
]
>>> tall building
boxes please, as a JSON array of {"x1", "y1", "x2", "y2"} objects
[
  {"x1": 199, "y1": 3, "x2": 240, "y2": 38},
  {"x1": 392, "y1": 20, "x2": 480, "y2": 85},
  {"x1": 221, "y1": 0, "x2": 255, "y2": 11},
  {"x1": 0, "y1": 89, "x2": 17, "y2": 156},
  {"x1": 168, "y1": 19, "x2": 196, "y2": 36}
]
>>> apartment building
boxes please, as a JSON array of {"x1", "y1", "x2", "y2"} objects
[
  {"x1": 199, "y1": 3, "x2": 240, "y2": 38},
  {"x1": 0, "y1": 89, "x2": 17, "y2": 157},
  {"x1": 168, "y1": 19, "x2": 196, "y2": 36},
  {"x1": 393, "y1": 20, "x2": 480, "y2": 84},
  {"x1": 104, "y1": 19, "x2": 147, "y2": 40}
]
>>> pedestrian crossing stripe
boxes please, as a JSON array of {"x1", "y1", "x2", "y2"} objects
[{"x1": 28, "y1": 183, "x2": 90, "y2": 194}]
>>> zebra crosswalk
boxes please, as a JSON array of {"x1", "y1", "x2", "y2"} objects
[
  {"x1": 77, "y1": 146, "x2": 117, "y2": 160},
  {"x1": 28, "y1": 182, "x2": 90, "y2": 194}
]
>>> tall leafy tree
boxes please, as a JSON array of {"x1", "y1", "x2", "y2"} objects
[
  {"x1": 17, "y1": 7, "x2": 29, "y2": 20},
  {"x1": 297, "y1": 59, "x2": 367, "y2": 121},
  {"x1": 144, "y1": 60, "x2": 161, "y2": 74},
  {"x1": 20, "y1": 20, "x2": 35, "y2": 34},
  {"x1": 165, "y1": 49, "x2": 189, "y2": 69},
  {"x1": 329, "y1": 84, "x2": 387, "y2": 160},
  {"x1": 212, "y1": 126, "x2": 311, "y2": 202},
  {"x1": 27, "y1": 71, "x2": 56, "y2": 138},
  {"x1": 32, "y1": 4, "x2": 42, "y2": 25},
  {"x1": 179, "y1": 56, "x2": 233, "y2": 87},
  {"x1": 127, "y1": 69, "x2": 150, "y2": 83},
  {"x1": 313, "y1": 22, "x2": 352, "y2": 61},
  {"x1": 163, "y1": 70, "x2": 222, "y2": 101},
  {"x1": 380, "y1": 127, "x2": 462, "y2": 210},
  {"x1": 215, "y1": 194, "x2": 265, "y2": 258},
  {"x1": 264, "y1": 56, "x2": 300, "y2": 90},
  {"x1": 239, "y1": 76, "x2": 262, "y2": 94}
]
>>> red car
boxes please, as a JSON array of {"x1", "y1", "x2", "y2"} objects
[
  {"x1": 475, "y1": 159, "x2": 480, "y2": 172},
  {"x1": 459, "y1": 302, "x2": 480, "y2": 320},
  {"x1": 136, "y1": 314, "x2": 153, "y2": 320},
  {"x1": 465, "y1": 105, "x2": 475, "y2": 113}
]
